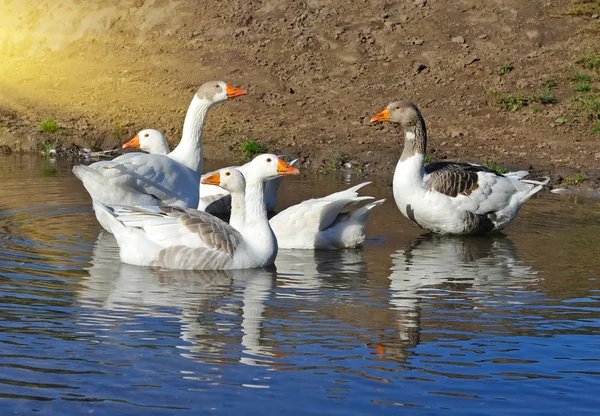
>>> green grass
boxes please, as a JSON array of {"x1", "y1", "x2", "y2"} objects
[
  {"x1": 536, "y1": 89, "x2": 558, "y2": 104},
  {"x1": 576, "y1": 51, "x2": 600, "y2": 72},
  {"x1": 575, "y1": 83, "x2": 592, "y2": 92},
  {"x1": 488, "y1": 88, "x2": 557, "y2": 111},
  {"x1": 41, "y1": 140, "x2": 56, "y2": 156},
  {"x1": 544, "y1": 78, "x2": 558, "y2": 89},
  {"x1": 482, "y1": 161, "x2": 509, "y2": 175},
  {"x1": 564, "y1": 174, "x2": 588, "y2": 185},
  {"x1": 532, "y1": 106, "x2": 542, "y2": 113},
  {"x1": 500, "y1": 64, "x2": 513, "y2": 75},
  {"x1": 573, "y1": 72, "x2": 593, "y2": 83},
  {"x1": 40, "y1": 119, "x2": 59, "y2": 133},
  {"x1": 241, "y1": 140, "x2": 267, "y2": 158},
  {"x1": 424, "y1": 154, "x2": 432, "y2": 163},
  {"x1": 594, "y1": 121, "x2": 600, "y2": 135},
  {"x1": 572, "y1": 93, "x2": 600, "y2": 121}
]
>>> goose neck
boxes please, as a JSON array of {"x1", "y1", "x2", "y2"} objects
[
  {"x1": 399, "y1": 117, "x2": 427, "y2": 163},
  {"x1": 168, "y1": 96, "x2": 212, "y2": 174}
]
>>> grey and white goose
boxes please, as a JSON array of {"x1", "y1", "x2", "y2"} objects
[{"x1": 371, "y1": 101, "x2": 547, "y2": 235}]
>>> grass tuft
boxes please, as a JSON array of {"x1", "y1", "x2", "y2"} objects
[
  {"x1": 488, "y1": 88, "x2": 557, "y2": 111},
  {"x1": 572, "y1": 93, "x2": 600, "y2": 121},
  {"x1": 576, "y1": 51, "x2": 600, "y2": 72},
  {"x1": 482, "y1": 161, "x2": 509, "y2": 175},
  {"x1": 40, "y1": 119, "x2": 59, "y2": 133},
  {"x1": 241, "y1": 140, "x2": 268, "y2": 158},
  {"x1": 500, "y1": 64, "x2": 513, "y2": 75}
]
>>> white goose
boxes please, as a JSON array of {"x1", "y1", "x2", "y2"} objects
[
  {"x1": 122, "y1": 129, "x2": 170, "y2": 155},
  {"x1": 371, "y1": 101, "x2": 548, "y2": 235},
  {"x1": 97, "y1": 154, "x2": 299, "y2": 270},
  {"x1": 72, "y1": 81, "x2": 246, "y2": 233},
  {"x1": 202, "y1": 168, "x2": 385, "y2": 249},
  {"x1": 120, "y1": 130, "x2": 292, "y2": 214}
]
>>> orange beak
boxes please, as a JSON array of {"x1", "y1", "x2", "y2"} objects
[
  {"x1": 122, "y1": 135, "x2": 141, "y2": 149},
  {"x1": 370, "y1": 107, "x2": 391, "y2": 123},
  {"x1": 277, "y1": 159, "x2": 300, "y2": 175},
  {"x1": 201, "y1": 172, "x2": 221, "y2": 185},
  {"x1": 225, "y1": 84, "x2": 247, "y2": 99}
]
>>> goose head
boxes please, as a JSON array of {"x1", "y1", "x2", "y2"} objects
[
  {"x1": 245, "y1": 154, "x2": 300, "y2": 182},
  {"x1": 201, "y1": 167, "x2": 245, "y2": 194},
  {"x1": 122, "y1": 129, "x2": 169, "y2": 154},
  {"x1": 195, "y1": 81, "x2": 247, "y2": 105},
  {"x1": 370, "y1": 101, "x2": 423, "y2": 127}
]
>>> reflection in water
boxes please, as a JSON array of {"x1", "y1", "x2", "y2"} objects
[
  {"x1": 275, "y1": 248, "x2": 367, "y2": 292},
  {"x1": 2, "y1": 156, "x2": 600, "y2": 414},
  {"x1": 80, "y1": 233, "x2": 277, "y2": 368},
  {"x1": 385, "y1": 234, "x2": 539, "y2": 361}
]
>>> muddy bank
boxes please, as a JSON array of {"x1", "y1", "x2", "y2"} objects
[{"x1": 0, "y1": 0, "x2": 599, "y2": 188}]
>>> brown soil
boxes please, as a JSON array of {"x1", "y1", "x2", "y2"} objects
[{"x1": 0, "y1": 0, "x2": 599, "y2": 187}]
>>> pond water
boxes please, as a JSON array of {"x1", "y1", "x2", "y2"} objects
[{"x1": 1, "y1": 155, "x2": 599, "y2": 415}]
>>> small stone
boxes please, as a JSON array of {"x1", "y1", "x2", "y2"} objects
[
  {"x1": 399, "y1": 15, "x2": 409, "y2": 22},
  {"x1": 414, "y1": 63, "x2": 427, "y2": 73},
  {"x1": 414, "y1": 0, "x2": 427, "y2": 7},
  {"x1": 452, "y1": 36, "x2": 465, "y2": 44},
  {"x1": 343, "y1": 162, "x2": 353, "y2": 169},
  {"x1": 592, "y1": 14, "x2": 599, "y2": 19},
  {"x1": 479, "y1": 34, "x2": 488, "y2": 39},
  {"x1": 595, "y1": 152, "x2": 600, "y2": 160},
  {"x1": 414, "y1": 38, "x2": 424, "y2": 45}
]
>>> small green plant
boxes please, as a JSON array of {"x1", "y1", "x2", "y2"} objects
[
  {"x1": 241, "y1": 140, "x2": 267, "y2": 158},
  {"x1": 535, "y1": 88, "x2": 558, "y2": 105},
  {"x1": 573, "y1": 72, "x2": 593, "y2": 83},
  {"x1": 482, "y1": 161, "x2": 509, "y2": 175},
  {"x1": 489, "y1": 88, "x2": 557, "y2": 111},
  {"x1": 532, "y1": 106, "x2": 542, "y2": 114},
  {"x1": 424, "y1": 154, "x2": 432, "y2": 163},
  {"x1": 564, "y1": 174, "x2": 587, "y2": 185},
  {"x1": 327, "y1": 153, "x2": 345, "y2": 171},
  {"x1": 488, "y1": 90, "x2": 531, "y2": 111},
  {"x1": 593, "y1": 121, "x2": 600, "y2": 135},
  {"x1": 41, "y1": 140, "x2": 56, "y2": 156},
  {"x1": 572, "y1": 93, "x2": 600, "y2": 121},
  {"x1": 40, "y1": 119, "x2": 59, "y2": 133},
  {"x1": 575, "y1": 83, "x2": 592, "y2": 92},
  {"x1": 500, "y1": 64, "x2": 513, "y2": 75},
  {"x1": 576, "y1": 51, "x2": 600, "y2": 72},
  {"x1": 544, "y1": 78, "x2": 558, "y2": 89}
]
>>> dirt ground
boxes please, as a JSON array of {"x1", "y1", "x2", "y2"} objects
[{"x1": 0, "y1": 0, "x2": 599, "y2": 187}]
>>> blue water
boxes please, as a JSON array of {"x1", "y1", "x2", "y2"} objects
[{"x1": 1, "y1": 156, "x2": 599, "y2": 415}]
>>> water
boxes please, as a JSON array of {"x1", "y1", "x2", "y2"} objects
[{"x1": 1, "y1": 155, "x2": 599, "y2": 415}]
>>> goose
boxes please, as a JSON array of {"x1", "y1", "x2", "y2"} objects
[
  {"x1": 202, "y1": 168, "x2": 385, "y2": 249},
  {"x1": 370, "y1": 101, "x2": 548, "y2": 235},
  {"x1": 97, "y1": 154, "x2": 299, "y2": 270},
  {"x1": 72, "y1": 81, "x2": 246, "y2": 233},
  {"x1": 122, "y1": 129, "x2": 170, "y2": 155},
  {"x1": 119, "y1": 130, "x2": 293, "y2": 214}
]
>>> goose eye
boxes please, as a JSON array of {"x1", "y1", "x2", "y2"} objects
[
  {"x1": 394, "y1": 106, "x2": 400, "y2": 110},
  {"x1": 144, "y1": 134, "x2": 149, "y2": 138},
  {"x1": 266, "y1": 158, "x2": 272, "y2": 163},
  {"x1": 215, "y1": 84, "x2": 221, "y2": 88},
  {"x1": 225, "y1": 172, "x2": 231, "y2": 176}
]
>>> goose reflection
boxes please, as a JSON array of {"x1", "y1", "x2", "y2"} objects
[
  {"x1": 382, "y1": 234, "x2": 539, "y2": 361},
  {"x1": 275, "y1": 248, "x2": 367, "y2": 293},
  {"x1": 80, "y1": 232, "x2": 278, "y2": 368}
]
